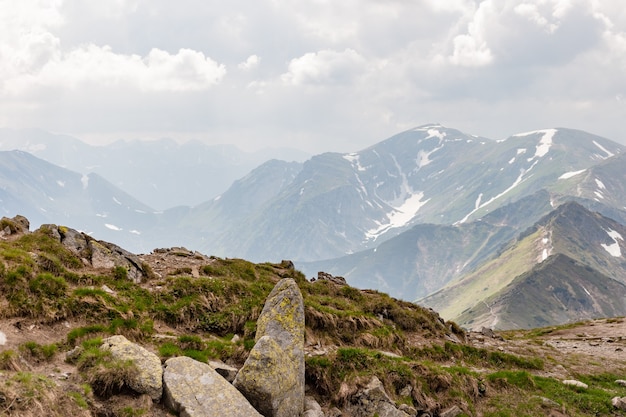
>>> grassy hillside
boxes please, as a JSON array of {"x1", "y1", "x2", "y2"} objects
[{"x1": 1, "y1": 221, "x2": 626, "y2": 416}]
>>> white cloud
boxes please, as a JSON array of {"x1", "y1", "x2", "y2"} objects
[
  {"x1": 281, "y1": 48, "x2": 366, "y2": 85},
  {"x1": 0, "y1": 1, "x2": 226, "y2": 96},
  {"x1": 238, "y1": 54, "x2": 260, "y2": 71},
  {"x1": 449, "y1": 1, "x2": 494, "y2": 67},
  {"x1": 1, "y1": 0, "x2": 626, "y2": 153}
]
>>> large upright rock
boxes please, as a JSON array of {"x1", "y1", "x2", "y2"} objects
[
  {"x1": 233, "y1": 278, "x2": 305, "y2": 417},
  {"x1": 163, "y1": 356, "x2": 262, "y2": 417},
  {"x1": 100, "y1": 335, "x2": 163, "y2": 401}
]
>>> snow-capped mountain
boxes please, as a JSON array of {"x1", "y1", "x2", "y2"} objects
[{"x1": 166, "y1": 124, "x2": 625, "y2": 263}]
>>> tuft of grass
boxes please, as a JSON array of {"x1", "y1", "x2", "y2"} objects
[{"x1": 20, "y1": 341, "x2": 58, "y2": 362}]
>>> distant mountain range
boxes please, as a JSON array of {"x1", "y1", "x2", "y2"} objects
[
  {"x1": 0, "y1": 128, "x2": 309, "y2": 210},
  {"x1": 2, "y1": 124, "x2": 626, "y2": 329}
]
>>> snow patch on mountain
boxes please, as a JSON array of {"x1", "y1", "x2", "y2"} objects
[
  {"x1": 113, "y1": 197, "x2": 122, "y2": 205},
  {"x1": 343, "y1": 153, "x2": 366, "y2": 171},
  {"x1": 539, "y1": 228, "x2": 553, "y2": 262},
  {"x1": 365, "y1": 191, "x2": 429, "y2": 240},
  {"x1": 559, "y1": 169, "x2": 586, "y2": 180},
  {"x1": 457, "y1": 161, "x2": 538, "y2": 224},
  {"x1": 417, "y1": 146, "x2": 441, "y2": 169},
  {"x1": 601, "y1": 229, "x2": 623, "y2": 257},
  {"x1": 595, "y1": 179, "x2": 606, "y2": 189},
  {"x1": 426, "y1": 128, "x2": 446, "y2": 141},
  {"x1": 515, "y1": 129, "x2": 557, "y2": 161},
  {"x1": 593, "y1": 140, "x2": 615, "y2": 159},
  {"x1": 81, "y1": 174, "x2": 89, "y2": 189},
  {"x1": 475, "y1": 193, "x2": 483, "y2": 209},
  {"x1": 105, "y1": 224, "x2": 122, "y2": 231},
  {"x1": 57, "y1": 180, "x2": 65, "y2": 187},
  {"x1": 366, "y1": 154, "x2": 429, "y2": 240}
]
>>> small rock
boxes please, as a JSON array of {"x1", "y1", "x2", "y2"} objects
[
  {"x1": 534, "y1": 396, "x2": 560, "y2": 408},
  {"x1": 615, "y1": 380, "x2": 626, "y2": 387},
  {"x1": 563, "y1": 380, "x2": 588, "y2": 389},
  {"x1": 439, "y1": 405, "x2": 463, "y2": 417},
  {"x1": 398, "y1": 384, "x2": 413, "y2": 397},
  {"x1": 101, "y1": 285, "x2": 116, "y2": 295},
  {"x1": 398, "y1": 403, "x2": 417, "y2": 415},
  {"x1": 613, "y1": 396, "x2": 626, "y2": 411},
  {"x1": 327, "y1": 407, "x2": 342, "y2": 417},
  {"x1": 231, "y1": 334, "x2": 241, "y2": 343}
]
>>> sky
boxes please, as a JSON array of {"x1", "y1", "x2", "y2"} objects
[{"x1": 1, "y1": 0, "x2": 625, "y2": 153}]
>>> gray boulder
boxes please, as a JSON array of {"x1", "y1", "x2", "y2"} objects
[
  {"x1": 100, "y1": 335, "x2": 163, "y2": 401},
  {"x1": 163, "y1": 356, "x2": 262, "y2": 417},
  {"x1": 233, "y1": 278, "x2": 305, "y2": 417}
]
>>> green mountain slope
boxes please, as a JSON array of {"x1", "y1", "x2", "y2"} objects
[
  {"x1": 420, "y1": 202, "x2": 626, "y2": 329},
  {"x1": 457, "y1": 253, "x2": 626, "y2": 330}
]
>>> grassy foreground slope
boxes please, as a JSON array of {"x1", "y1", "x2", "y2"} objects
[{"x1": 0, "y1": 221, "x2": 625, "y2": 416}]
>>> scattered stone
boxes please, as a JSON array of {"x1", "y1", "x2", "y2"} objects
[
  {"x1": 163, "y1": 356, "x2": 262, "y2": 417},
  {"x1": 562, "y1": 380, "x2": 588, "y2": 389},
  {"x1": 327, "y1": 407, "x2": 343, "y2": 417},
  {"x1": 65, "y1": 346, "x2": 84, "y2": 363},
  {"x1": 101, "y1": 285, "x2": 116, "y2": 295},
  {"x1": 0, "y1": 331, "x2": 6, "y2": 346},
  {"x1": 534, "y1": 396, "x2": 560, "y2": 408},
  {"x1": 208, "y1": 360, "x2": 238, "y2": 383},
  {"x1": 398, "y1": 404, "x2": 417, "y2": 415},
  {"x1": 398, "y1": 384, "x2": 413, "y2": 397},
  {"x1": 439, "y1": 405, "x2": 463, "y2": 417},
  {"x1": 613, "y1": 396, "x2": 626, "y2": 410},
  {"x1": 350, "y1": 376, "x2": 411, "y2": 417},
  {"x1": 231, "y1": 334, "x2": 241, "y2": 343},
  {"x1": 616, "y1": 380, "x2": 626, "y2": 387},
  {"x1": 302, "y1": 396, "x2": 324, "y2": 417},
  {"x1": 234, "y1": 278, "x2": 305, "y2": 417},
  {"x1": 100, "y1": 335, "x2": 163, "y2": 400}
]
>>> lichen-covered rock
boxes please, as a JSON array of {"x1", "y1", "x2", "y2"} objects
[
  {"x1": 163, "y1": 356, "x2": 262, "y2": 417},
  {"x1": 233, "y1": 278, "x2": 305, "y2": 417},
  {"x1": 100, "y1": 335, "x2": 163, "y2": 400}
]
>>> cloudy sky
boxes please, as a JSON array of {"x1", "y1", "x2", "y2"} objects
[{"x1": 1, "y1": 0, "x2": 625, "y2": 153}]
